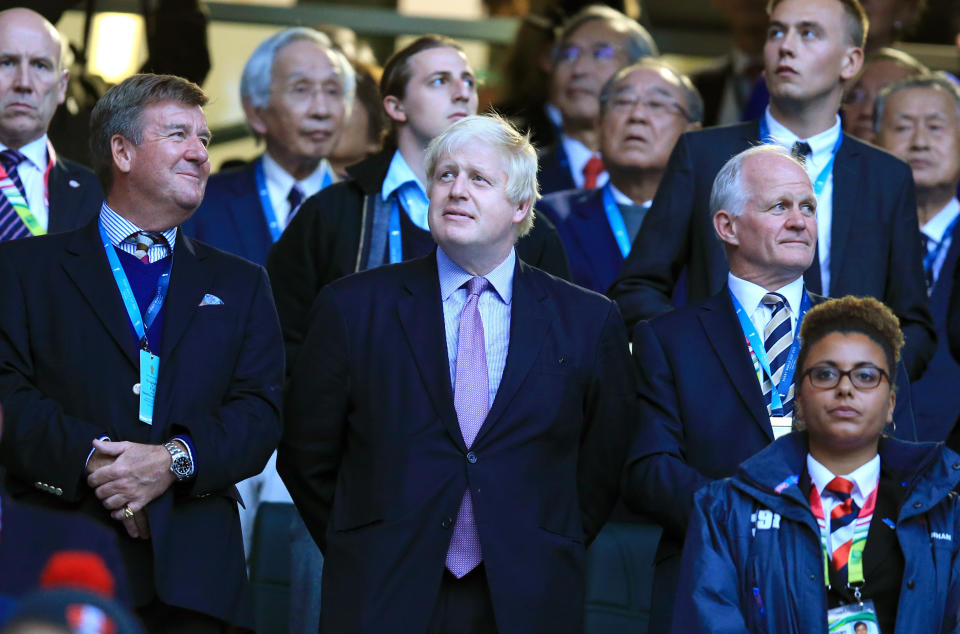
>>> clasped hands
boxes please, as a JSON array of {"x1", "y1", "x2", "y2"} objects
[{"x1": 86, "y1": 439, "x2": 175, "y2": 539}]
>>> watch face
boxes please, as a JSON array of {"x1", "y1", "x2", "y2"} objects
[{"x1": 172, "y1": 456, "x2": 192, "y2": 477}]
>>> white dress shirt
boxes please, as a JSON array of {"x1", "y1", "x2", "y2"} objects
[
  {"x1": 921, "y1": 198, "x2": 960, "y2": 287},
  {"x1": 381, "y1": 150, "x2": 430, "y2": 231},
  {"x1": 807, "y1": 453, "x2": 880, "y2": 552},
  {"x1": 763, "y1": 108, "x2": 841, "y2": 296},
  {"x1": 561, "y1": 134, "x2": 608, "y2": 190},
  {"x1": 261, "y1": 152, "x2": 334, "y2": 228},
  {"x1": 728, "y1": 273, "x2": 805, "y2": 339}
]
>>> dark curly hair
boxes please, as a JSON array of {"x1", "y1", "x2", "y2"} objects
[{"x1": 796, "y1": 296, "x2": 904, "y2": 386}]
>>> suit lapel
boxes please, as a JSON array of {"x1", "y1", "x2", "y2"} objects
[
  {"x1": 699, "y1": 290, "x2": 771, "y2": 438},
  {"x1": 231, "y1": 159, "x2": 274, "y2": 259},
  {"x1": 396, "y1": 256, "x2": 465, "y2": 450},
  {"x1": 571, "y1": 190, "x2": 622, "y2": 288},
  {"x1": 46, "y1": 161, "x2": 74, "y2": 234},
  {"x1": 829, "y1": 136, "x2": 858, "y2": 290},
  {"x1": 158, "y1": 231, "x2": 211, "y2": 362},
  {"x1": 61, "y1": 221, "x2": 139, "y2": 369},
  {"x1": 929, "y1": 218, "x2": 960, "y2": 320},
  {"x1": 476, "y1": 260, "x2": 551, "y2": 444}
]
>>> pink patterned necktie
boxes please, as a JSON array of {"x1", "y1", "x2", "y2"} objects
[{"x1": 445, "y1": 276, "x2": 490, "y2": 578}]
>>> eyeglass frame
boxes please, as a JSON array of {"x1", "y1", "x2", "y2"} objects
[
  {"x1": 603, "y1": 88, "x2": 695, "y2": 122},
  {"x1": 799, "y1": 364, "x2": 891, "y2": 391}
]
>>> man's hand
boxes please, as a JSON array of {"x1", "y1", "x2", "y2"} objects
[
  {"x1": 121, "y1": 507, "x2": 152, "y2": 540},
  {"x1": 86, "y1": 445, "x2": 117, "y2": 474},
  {"x1": 86, "y1": 439, "x2": 175, "y2": 520}
]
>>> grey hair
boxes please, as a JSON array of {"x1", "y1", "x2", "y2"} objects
[
  {"x1": 553, "y1": 5, "x2": 659, "y2": 64},
  {"x1": 710, "y1": 144, "x2": 806, "y2": 218},
  {"x1": 874, "y1": 72, "x2": 960, "y2": 135},
  {"x1": 598, "y1": 58, "x2": 704, "y2": 123},
  {"x1": 425, "y1": 114, "x2": 539, "y2": 238},
  {"x1": 240, "y1": 27, "x2": 356, "y2": 109}
]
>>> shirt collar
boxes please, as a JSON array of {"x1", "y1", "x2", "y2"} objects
[
  {"x1": 727, "y1": 272, "x2": 805, "y2": 316},
  {"x1": 763, "y1": 106, "x2": 841, "y2": 161},
  {"x1": 545, "y1": 102, "x2": 563, "y2": 129},
  {"x1": 99, "y1": 201, "x2": 178, "y2": 253},
  {"x1": 382, "y1": 149, "x2": 427, "y2": 201},
  {"x1": 0, "y1": 135, "x2": 50, "y2": 171},
  {"x1": 437, "y1": 246, "x2": 515, "y2": 306},
  {"x1": 807, "y1": 453, "x2": 880, "y2": 506},
  {"x1": 922, "y1": 198, "x2": 960, "y2": 243},
  {"x1": 262, "y1": 152, "x2": 333, "y2": 198},
  {"x1": 561, "y1": 134, "x2": 597, "y2": 175}
]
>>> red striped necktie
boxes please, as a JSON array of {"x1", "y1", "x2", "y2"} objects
[{"x1": 825, "y1": 476, "x2": 859, "y2": 570}]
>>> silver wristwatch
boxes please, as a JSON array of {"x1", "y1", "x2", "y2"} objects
[{"x1": 164, "y1": 441, "x2": 194, "y2": 481}]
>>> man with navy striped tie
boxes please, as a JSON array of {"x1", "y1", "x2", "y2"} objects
[
  {"x1": 622, "y1": 143, "x2": 917, "y2": 633},
  {"x1": 0, "y1": 8, "x2": 102, "y2": 242}
]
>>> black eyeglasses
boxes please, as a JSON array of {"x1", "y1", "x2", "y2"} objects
[{"x1": 802, "y1": 364, "x2": 890, "y2": 390}]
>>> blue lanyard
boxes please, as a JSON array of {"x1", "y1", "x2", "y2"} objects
[
  {"x1": 758, "y1": 118, "x2": 842, "y2": 202},
  {"x1": 924, "y1": 212, "x2": 960, "y2": 283},
  {"x1": 601, "y1": 183, "x2": 631, "y2": 258},
  {"x1": 730, "y1": 290, "x2": 811, "y2": 415},
  {"x1": 254, "y1": 159, "x2": 332, "y2": 242},
  {"x1": 98, "y1": 221, "x2": 171, "y2": 352},
  {"x1": 254, "y1": 159, "x2": 283, "y2": 243},
  {"x1": 388, "y1": 196, "x2": 402, "y2": 265}
]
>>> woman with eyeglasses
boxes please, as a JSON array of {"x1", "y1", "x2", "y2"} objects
[{"x1": 672, "y1": 296, "x2": 960, "y2": 634}]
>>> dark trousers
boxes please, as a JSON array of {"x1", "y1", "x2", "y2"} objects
[
  {"x1": 137, "y1": 600, "x2": 246, "y2": 634},
  {"x1": 426, "y1": 564, "x2": 498, "y2": 634}
]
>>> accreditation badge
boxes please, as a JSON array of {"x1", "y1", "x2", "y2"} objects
[
  {"x1": 138, "y1": 349, "x2": 160, "y2": 425},
  {"x1": 769, "y1": 415, "x2": 793, "y2": 439},
  {"x1": 827, "y1": 600, "x2": 878, "y2": 633}
]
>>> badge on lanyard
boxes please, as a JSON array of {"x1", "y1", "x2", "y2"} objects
[
  {"x1": 826, "y1": 600, "x2": 879, "y2": 633},
  {"x1": 769, "y1": 415, "x2": 793, "y2": 439},
  {"x1": 138, "y1": 349, "x2": 160, "y2": 424}
]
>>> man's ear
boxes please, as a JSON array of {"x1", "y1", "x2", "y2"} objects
[
  {"x1": 383, "y1": 95, "x2": 407, "y2": 125},
  {"x1": 713, "y1": 209, "x2": 739, "y2": 246},
  {"x1": 110, "y1": 134, "x2": 135, "y2": 175},
  {"x1": 242, "y1": 99, "x2": 269, "y2": 137},
  {"x1": 839, "y1": 46, "x2": 864, "y2": 83}
]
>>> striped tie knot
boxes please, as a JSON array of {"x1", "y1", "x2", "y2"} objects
[
  {"x1": 825, "y1": 476, "x2": 854, "y2": 497},
  {"x1": 0, "y1": 149, "x2": 26, "y2": 171},
  {"x1": 125, "y1": 231, "x2": 168, "y2": 264}
]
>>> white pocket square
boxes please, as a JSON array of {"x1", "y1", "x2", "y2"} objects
[{"x1": 199, "y1": 293, "x2": 224, "y2": 306}]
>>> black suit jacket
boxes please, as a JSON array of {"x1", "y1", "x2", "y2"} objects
[
  {"x1": 0, "y1": 495, "x2": 129, "y2": 603},
  {"x1": 267, "y1": 149, "x2": 570, "y2": 370},
  {"x1": 538, "y1": 143, "x2": 577, "y2": 196},
  {"x1": 0, "y1": 221, "x2": 284, "y2": 627},
  {"x1": 47, "y1": 156, "x2": 103, "y2": 234},
  {"x1": 278, "y1": 253, "x2": 639, "y2": 634},
  {"x1": 182, "y1": 161, "x2": 272, "y2": 265},
  {"x1": 609, "y1": 120, "x2": 935, "y2": 380}
]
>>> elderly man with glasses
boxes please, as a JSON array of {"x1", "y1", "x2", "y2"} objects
[{"x1": 538, "y1": 60, "x2": 702, "y2": 294}]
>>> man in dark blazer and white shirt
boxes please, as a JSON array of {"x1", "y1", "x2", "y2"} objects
[
  {"x1": 279, "y1": 114, "x2": 638, "y2": 634},
  {"x1": 609, "y1": 0, "x2": 936, "y2": 381},
  {"x1": 184, "y1": 27, "x2": 354, "y2": 266},
  {"x1": 0, "y1": 8, "x2": 102, "y2": 243},
  {"x1": 0, "y1": 74, "x2": 284, "y2": 631},
  {"x1": 622, "y1": 143, "x2": 918, "y2": 633}
]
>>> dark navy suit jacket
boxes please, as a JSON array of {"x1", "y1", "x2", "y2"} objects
[
  {"x1": 183, "y1": 161, "x2": 272, "y2": 265},
  {"x1": 278, "y1": 253, "x2": 639, "y2": 634},
  {"x1": 537, "y1": 187, "x2": 623, "y2": 294},
  {"x1": 537, "y1": 144, "x2": 576, "y2": 196},
  {"x1": 0, "y1": 221, "x2": 284, "y2": 627},
  {"x1": 0, "y1": 495, "x2": 129, "y2": 603},
  {"x1": 911, "y1": 219, "x2": 960, "y2": 442},
  {"x1": 47, "y1": 156, "x2": 103, "y2": 234}
]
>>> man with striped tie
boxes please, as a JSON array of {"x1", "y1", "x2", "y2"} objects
[
  {"x1": 0, "y1": 8, "x2": 102, "y2": 243},
  {"x1": 0, "y1": 74, "x2": 283, "y2": 632},
  {"x1": 622, "y1": 144, "x2": 917, "y2": 633}
]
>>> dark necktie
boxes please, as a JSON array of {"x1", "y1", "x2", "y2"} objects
[
  {"x1": 582, "y1": 156, "x2": 604, "y2": 189},
  {"x1": 825, "y1": 476, "x2": 860, "y2": 571},
  {"x1": 0, "y1": 149, "x2": 31, "y2": 242},
  {"x1": 791, "y1": 141, "x2": 812, "y2": 166},
  {"x1": 124, "y1": 231, "x2": 169, "y2": 264},
  {"x1": 761, "y1": 292, "x2": 793, "y2": 414},
  {"x1": 922, "y1": 233, "x2": 937, "y2": 292},
  {"x1": 446, "y1": 276, "x2": 490, "y2": 578},
  {"x1": 286, "y1": 185, "x2": 304, "y2": 225}
]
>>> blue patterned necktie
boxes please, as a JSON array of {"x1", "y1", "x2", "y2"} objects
[
  {"x1": 0, "y1": 149, "x2": 31, "y2": 242},
  {"x1": 445, "y1": 276, "x2": 490, "y2": 578},
  {"x1": 762, "y1": 292, "x2": 793, "y2": 414}
]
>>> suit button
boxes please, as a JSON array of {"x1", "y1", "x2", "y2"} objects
[
  {"x1": 441, "y1": 517, "x2": 453, "y2": 529},
  {"x1": 133, "y1": 383, "x2": 141, "y2": 395},
  {"x1": 466, "y1": 452, "x2": 477, "y2": 464},
  {"x1": 953, "y1": 463, "x2": 960, "y2": 470},
  {"x1": 907, "y1": 580, "x2": 916, "y2": 589}
]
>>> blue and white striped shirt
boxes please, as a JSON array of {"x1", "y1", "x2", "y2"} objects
[
  {"x1": 438, "y1": 247, "x2": 514, "y2": 409},
  {"x1": 99, "y1": 202, "x2": 177, "y2": 262}
]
